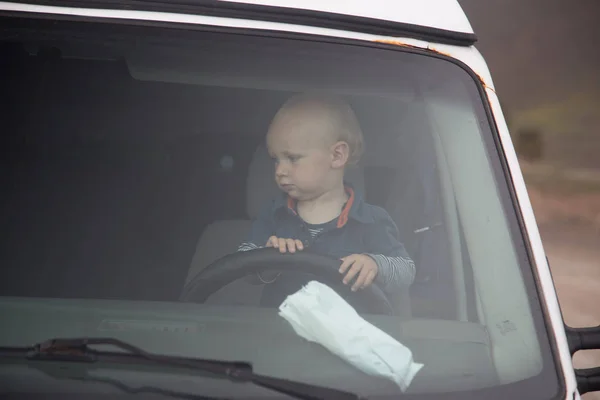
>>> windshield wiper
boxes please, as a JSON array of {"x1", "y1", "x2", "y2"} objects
[{"x1": 1, "y1": 337, "x2": 364, "y2": 400}]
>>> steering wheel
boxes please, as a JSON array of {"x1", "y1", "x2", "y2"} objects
[{"x1": 180, "y1": 248, "x2": 394, "y2": 316}]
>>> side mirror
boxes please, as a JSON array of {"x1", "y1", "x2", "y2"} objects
[{"x1": 565, "y1": 325, "x2": 600, "y2": 394}]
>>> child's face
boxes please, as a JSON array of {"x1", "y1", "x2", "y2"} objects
[{"x1": 266, "y1": 106, "x2": 346, "y2": 201}]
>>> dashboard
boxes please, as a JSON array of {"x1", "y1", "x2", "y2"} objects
[{"x1": 0, "y1": 297, "x2": 496, "y2": 397}]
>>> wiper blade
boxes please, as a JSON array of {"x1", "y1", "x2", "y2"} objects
[
  {"x1": 2, "y1": 337, "x2": 363, "y2": 400},
  {"x1": 26, "y1": 337, "x2": 250, "y2": 372},
  {"x1": 53, "y1": 372, "x2": 225, "y2": 400}
]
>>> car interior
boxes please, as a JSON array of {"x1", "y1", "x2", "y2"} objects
[
  {"x1": 0, "y1": 37, "x2": 459, "y2": 319},
  {"x1": 0, "y1": 17, "x2": 556, "y2": 393}
]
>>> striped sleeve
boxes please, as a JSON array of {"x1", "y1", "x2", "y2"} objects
[
  {"x1": 368, "y1": 254, "x2": 416, "y2": 292},
  {"x1": 238, "y1": 242, "x2": 262, "y2": 252},
  {"x1": 239, "y1": 201, "x2": 275, "y2": 252},
  {"x1": 362, "y1": 206, "x2": 416, "y2": 293},
  {"x1": 237, "y1": 201, "x2": 278, "y2": 284}
]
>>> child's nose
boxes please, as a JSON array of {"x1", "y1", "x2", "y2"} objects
[{"x1": 275, "y1": 163, "x2": 287, "y2": 177}]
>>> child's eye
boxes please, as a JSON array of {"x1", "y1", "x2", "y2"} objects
[{"x1": 288, "y1": 155, "x2": 300, "y2": 162}]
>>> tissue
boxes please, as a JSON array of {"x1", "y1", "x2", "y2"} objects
[{"x1": 279, "y1": 281, "x2": 423, "y2": 392}]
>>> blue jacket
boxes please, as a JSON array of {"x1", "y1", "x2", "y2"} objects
[
  {"x1": 246, "y1": 186, "x2": 410, "y2": 260},
  {"x1": 242, "y1": 186, "x2": 414, "y2": 306}
]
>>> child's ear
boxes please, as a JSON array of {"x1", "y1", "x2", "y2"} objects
[{"x1": 331, "y1": 141, "x2": 350, "y2": 169}]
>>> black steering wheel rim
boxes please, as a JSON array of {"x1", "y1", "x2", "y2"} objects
[{"x1": 180, "y1": 248, "x2": 394, "y2": 316}]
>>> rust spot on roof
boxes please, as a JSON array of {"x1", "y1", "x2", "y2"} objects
[
  {"x1": 375, "y1": 39, "x2": 495, "y2": 92},
  {"x1": 473, "y1": 71, "x2": 495, "y2": 93},
  {"x1": 373, "y1": 39, "x2": 421, "y2": 50},
  {"x1": 374, "y1": 39, "x2": 453, "y2": 57},
  {"x1": 473, "y1": 71, "x2": 485, "y2": 84},
  {"x1": 426, "y1": 46, "x2": 452, "y2": 58}
]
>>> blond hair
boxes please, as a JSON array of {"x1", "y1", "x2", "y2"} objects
[{"x1": 275, "y1": 93, "x2": 364, "y2": 165}]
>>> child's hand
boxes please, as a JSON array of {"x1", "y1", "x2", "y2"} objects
[
  {"x1": 266, "y1": 236, "x2": 304, "y2": 254},
  {"x1": 339, "y1": 254, "x2": 378, "y2": 292}
]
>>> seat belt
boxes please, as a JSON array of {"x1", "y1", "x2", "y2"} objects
[{"x1": 386, "y1": 130, "x2": 458, "y2": 319}]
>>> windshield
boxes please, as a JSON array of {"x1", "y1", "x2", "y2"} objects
[{"x1": 0, "y1": 15, "x2": 560, "y2": 400}]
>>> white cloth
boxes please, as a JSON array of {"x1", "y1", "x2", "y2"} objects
[{"x1": 278, "y1": 281, "x2": 424, "y2": 392}]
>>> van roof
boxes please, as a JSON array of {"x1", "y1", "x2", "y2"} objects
[
  {"x1": 2, "y1": 0, "x2": 477, "y2": 45},
  {"x1": 221, "y1": 0, "x2": 475, "y2": 35}
]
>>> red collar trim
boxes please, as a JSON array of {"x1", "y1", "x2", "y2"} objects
[{"x1": 337, "y1": 187, "x2": 355, "y2": 228}]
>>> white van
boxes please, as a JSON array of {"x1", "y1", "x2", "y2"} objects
[{"x1": 0, "y1": 1, "x2": 598, "y2": 399}]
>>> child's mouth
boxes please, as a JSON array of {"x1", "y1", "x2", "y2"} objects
[{"x1": 280, "y1": 184, "x2": 294, "y2": 192}]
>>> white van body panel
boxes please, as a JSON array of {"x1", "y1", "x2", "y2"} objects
[
  {"x1": 484, "y1": 87, "x2": 579, "y2": 398},
  {"x1": 0, "y1": 2, "x2": 487, "y2": 86},
  {"x1": 0, "y1": 1, "x2": 578, "y2": 398},
  {"x1": 219, "y1": 0, "x2": 475, "y2": 34}
]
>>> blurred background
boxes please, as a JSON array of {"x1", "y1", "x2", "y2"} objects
[{"x1": 458, "y1": 1, "x2": 600, "y2": 398}]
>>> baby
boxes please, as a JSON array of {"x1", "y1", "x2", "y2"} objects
[{"x1": 238, "y1": 93, "x2": 415, "y2": 306}]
